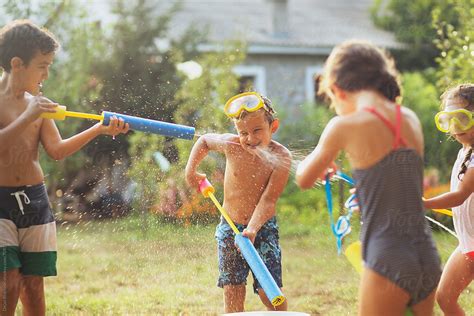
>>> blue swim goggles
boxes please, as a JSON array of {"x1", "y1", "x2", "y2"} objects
[{"x1": 324, "y1": 171, "x2": 358, "y2": 254}]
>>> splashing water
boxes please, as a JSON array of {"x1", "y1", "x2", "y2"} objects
[
  {"x1": 195, "y1": 133, "x2": 458, "y2": 242},
  {"x1": 194, "y1": 133, "x2": 324, "y2": 190}
]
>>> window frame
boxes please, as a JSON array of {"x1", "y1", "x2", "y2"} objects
[
  {"x1": 305, "y1": 65, "x2": 324, "y2": 103},
  {"x1": 233, "y1": 65, "x2": 267, "y2": 95}
]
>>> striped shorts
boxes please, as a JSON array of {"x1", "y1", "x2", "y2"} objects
[{"x1": 0, "y1": 183, "x2": 57, "y2": 276}]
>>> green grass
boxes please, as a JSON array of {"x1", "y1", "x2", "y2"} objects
[{"x1": 29, "y1": 214, "x2": 473, "y2": 315}]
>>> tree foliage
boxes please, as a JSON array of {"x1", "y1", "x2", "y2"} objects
[
  {"x1": 433, "y1": 0, "x2": 474, "y2": 89},
  {"x1": 90, "y1": 0, "x2": 205, "y2": 161},
  {"x1": 401, "y1": 72, "x2": 459, "y2": 178},
  {"x1": 371, "y1": 0, "x2": 458, "y2": 69},
  {"x1": 142, "y1": 44, "x2": 245, "y2": 217}
]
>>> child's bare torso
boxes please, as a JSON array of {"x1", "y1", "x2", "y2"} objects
[
  {"x1": 0, "y1": 93, "x2": 44, "y2": 186},
  {"x1": 223, "y1": 141, "x2": 282, "y2": 225}
]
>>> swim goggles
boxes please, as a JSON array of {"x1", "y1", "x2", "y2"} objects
[
  {"x1": 224, "y1": 92, "x2": 274, "y2": 118},
  {"x1": 434, "y1": 109, "x2": 474, "y2": 133}
]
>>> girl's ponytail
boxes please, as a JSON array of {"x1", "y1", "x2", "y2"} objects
[{"x1": 458, "y1": 146, "x2": 473, "y2": 180}]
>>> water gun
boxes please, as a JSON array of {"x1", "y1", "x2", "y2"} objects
[{"x1": 41, "y1": 105, "x2": 195, "y2": 140}]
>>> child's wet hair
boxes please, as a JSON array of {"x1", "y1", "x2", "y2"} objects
[
  {"x1": 0, "y1": 20, "x2": 59, "y2": 73},
  {"x1": 441, "y1": 84, "x2": 474, "y2": 111},
  {"x1": 234, "y1": 94, "x2": 276, "y2": 124},
  {"x1": 442, "y1": 84, "x2": 474, "y2": 180},
  {"x1": 318, "y1": 40, "x2": 401, "y2": 103}
]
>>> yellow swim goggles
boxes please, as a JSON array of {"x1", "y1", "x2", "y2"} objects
[
  {"x1": 224, "y1": 92, "x2": 274, "y2": 118},
  {"x1": 435, "y1": 109, "x2": 474, "y2": 133}
]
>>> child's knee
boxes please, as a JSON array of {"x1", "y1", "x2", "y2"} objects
[
  {"x1": 1, "y1": 270, "x2": 21, "y2": 294},
  {"x1": 21, "y1": 276, "x2": 44, "y2": 293},
  {"x1": 436, "y1": 289, "x2": 455, "y2": 310}
]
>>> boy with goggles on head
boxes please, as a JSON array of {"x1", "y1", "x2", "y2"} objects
[
  {"x1": 185, "y1": 92, "x2": 290, "y2": 313},
  {"x1": 424, "y1": 83, "x2": 474, "y2": 315}
]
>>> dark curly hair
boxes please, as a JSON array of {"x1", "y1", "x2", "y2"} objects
[{"x1": 0, "y1": 20, "x2": 59, "y2": 73}]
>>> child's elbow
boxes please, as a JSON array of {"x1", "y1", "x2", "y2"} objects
[
  {"x1": 47, "y1": 149, "x2": 65, "y2": 161},
  {"x1": 453, "y1": 194, "x2": 469, "y2": 208},
  {"x1": 295, "y1": 166, "x2": 314, "y2": 189},
  {"x1": 295, "y1": 175, "x2": 313, "y2": 190}
]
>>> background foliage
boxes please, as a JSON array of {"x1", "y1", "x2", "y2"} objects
[{"x1": 1, "y1": 0, "x2": 472, "y2": 219}]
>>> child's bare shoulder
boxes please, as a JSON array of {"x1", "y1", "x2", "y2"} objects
[
  {"x1": 220, "y1": 133, "x2": 239, "y2": 143},
  {"x1": 220, "y1": 133, "x2": 241, "y2": 148},
  {"x1": 401, "y1": 105, "x2": 421, "y2": 126},
  {"x1": 0, "y1": 92, "x2": 29, "y2": 122},
  {"x1": 218, "y1": 133, "x2": 240, "y2": 152},
  {"x1": 323, "y1": 115, "x2": 351, "y2": 136},
  {"x1": 269, "y1": 140, "x2": 291, "y2": 158},
  {"x1": 0, "y1": 89, "x2": 13, "y2": 108}
]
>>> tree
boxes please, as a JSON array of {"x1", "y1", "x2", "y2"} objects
[
  {"x1": 91, "y1": 0, "x2": 205, "y2": 160},
  {"x1": 371, "y1": 0, "x2": 458, "y2": 69},
  {"x1": 139, "y1": 43, "x2": 245, "y2": 221},
  {"x1": 106, "y1": 1, "x2": 244, "y2": 221},
  {"x1": 433, "y1": 0, "x2": 474, "y2": 89}
]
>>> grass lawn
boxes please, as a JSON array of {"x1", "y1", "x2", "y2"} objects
[{"x1": 35, "y1": 214, "x2": 473, "y2": 315}]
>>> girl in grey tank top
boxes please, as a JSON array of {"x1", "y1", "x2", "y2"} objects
[{"x1": 296, "y1": 40, "x2": 441, "y2": 315}]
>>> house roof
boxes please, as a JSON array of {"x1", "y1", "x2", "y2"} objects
[{"x1": 166, "y1": 0, "x2": 401, "y2": 55}]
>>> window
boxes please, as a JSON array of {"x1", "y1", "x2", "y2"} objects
[
  {"x1": 305, "y1": 66, "x2": 325, "y2": 104},
  {"x1": 233, "y1": 65, "x2": 267, "y2": 95},
  {"x1": 238, "y1": 75, "x2": 256, "y2": 93}
]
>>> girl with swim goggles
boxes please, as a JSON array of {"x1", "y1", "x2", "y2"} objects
[
  {"x1": 425, "y1": 84, "x2": 474, "y2": 315},
  {"x1": 435, "y1": 108, "x2": 474, "y2": 133}
]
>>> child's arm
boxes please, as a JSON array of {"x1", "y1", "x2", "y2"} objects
[
  {"x1": 244, "y1": 148, "x2": 292, "y2": 243},
  {"x1": 0, "y1": 96, "x2": 57, "y2": 154},
  {"x1": 185, "y1": 133, "x2": 233, "y2": 189},
  {"x1": 296, "y1": 117, "x2": 345, "y2": 189},
  {"x1": 424, "y1": 168, "x2": 474, "y2": 209},
  {"x1": 40, "y1": 116, "x2": 129, "y2": 160}
]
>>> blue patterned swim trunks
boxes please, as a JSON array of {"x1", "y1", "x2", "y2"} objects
[{"x1": 215, "y1": 216, "x2": 283, "y2": 293}]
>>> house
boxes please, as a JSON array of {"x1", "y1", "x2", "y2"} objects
[
  {"x1": 0, "y1": 0, "x2": 398, "y2": 108},
  {"x1": 77, "y1": 0, "x2": 399, "y2": 108},
  {"x1": 165, "y1": 0, "x2": 400, "y2": 108}
]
